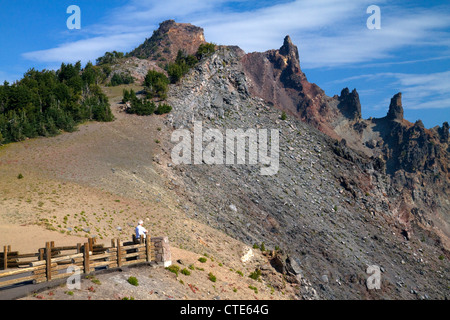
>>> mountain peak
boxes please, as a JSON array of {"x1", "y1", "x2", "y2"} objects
[
  {"x1": 338, "y1": 87, "x2": 362, "y2": 120},
  {"x1": 386, "y1": 92, "x2": 404, "y2": 120},
  {"x1": 128, "y1": 20, "x2": 206, "y2": 63},
  {"x1": 279, "y1": 35, "x2": 299, "y2": 61}
]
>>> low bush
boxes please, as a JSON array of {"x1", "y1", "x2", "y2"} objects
[
  {"x1": 181, "y1": 268, "x2": 191, "y2": 276},
  {"x1": 154, "y1": 103, "x2": 172, "y2": 115},
  {"x1": 166, "y1": 264, "x2": 180, "y2": 276},
  {"x1": 208, "y1": 272, "x2": 217, "y2": 282},
  {"x1": 249, "y1": 269, "x2": 262, "y2": 281},
  {"x1": 127, "y1": 276, "x2": 139, "y2": 286}
]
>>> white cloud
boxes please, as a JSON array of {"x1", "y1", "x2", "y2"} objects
[
  {"x1": 21, "y1": 0, "x2": 450, "y2": 72},
  {"x1": 22, "y1": 33, "x2": 148, "y2": 65}
]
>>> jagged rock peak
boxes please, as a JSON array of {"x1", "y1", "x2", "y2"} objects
[
  {"x1": 279, "y1": 35, "x2": 300, "y2": 62},
  {"x1": 338, "y1": 87, "x2": 362, "y2": 120},
  {"x1": 386, "y1": 92, "x2": 404, "y2": 121},
  {"x1": 438, "y1": 122, "x2": 449, "y2": 143}
]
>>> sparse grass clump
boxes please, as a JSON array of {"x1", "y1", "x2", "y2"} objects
[
  {"x1": 181, "y1": 268, "x2": 191, "y2": 276},
  {"x1": 208, "y1": 272, "x2": 217, "y2": 282},
  {"x1": 166, "y1": 264, "x2": 180, "y2": 276},
  {"x1": 127, "y1": 276, "x2": 139, "y2": 286},
  {"x1": 249, "y1": 269, "x2": 262, "y2": 281},
  {"x1": 248, "y1": 285, "x2": 258, "y2": 294}
]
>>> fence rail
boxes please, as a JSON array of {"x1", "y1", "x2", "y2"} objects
[{"x1": 0, "y1": 236, "x2": 171, "y2": 290}]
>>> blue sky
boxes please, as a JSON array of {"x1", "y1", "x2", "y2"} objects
[{"x1": 1, "y1": 0, "x2": 449, "y2": 128}]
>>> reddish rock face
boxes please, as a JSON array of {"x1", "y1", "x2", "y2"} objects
[
  {"x1": 129, "y1": 20, "x2": 206, "y2": 63},
  {"x1": 241, "y1": 35, "x2": 342, "y2": 140}
]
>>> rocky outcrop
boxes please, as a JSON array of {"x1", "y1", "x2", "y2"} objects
[
  {"x1": 338, "y1": 88, "x2": 362, "y2": 121},
  {"x1": 386, "y1": 92, "x2": 404, "y2": 121},
  {"x1": 438, "y1": 122, "x2": 449, "y2": 143},
  {"x1": 241, "y1": 36, "x2": 341, "y2": 139},
  {"x1": 116, "y1": 21, "x2": 450, "y2": 299},
  {"x1": 128, "y1": 20, "x2": 206, "y2": 63}
]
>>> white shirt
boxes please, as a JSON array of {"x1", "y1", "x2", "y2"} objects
[{"x1": 135, "y1": 224, "x2": 148, "y2": 239}]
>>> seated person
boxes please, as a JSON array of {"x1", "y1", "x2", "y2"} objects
[{"x1": 135, "y1": 220, "x2": 148, "y2": 241}]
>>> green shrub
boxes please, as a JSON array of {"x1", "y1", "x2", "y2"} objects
[
  {"x1": 122, "y1": 89, "x2": 131, "y2": 103},
  {"x1": 208, "y1": 272, "x2": 217, "y2": 282},
  {"x1": 154, "y1": 103, "x2": 172, "y2": 115},
  {"x1": 144, "y1": 70, "x2": 169, "y2": 99},
  {"x1": 198, "y1": 257, "x2": 207, "y2": 263},
  {"x1": 249, "y1": 269, "x2": 262, "y2": 281},
  {"x1": 181, "y1": 268, "x2": 191, "y2": 276},
  {"x1": 166, "y1": 50, "x2": 198, "y2": 84},
  {"x1": 248, "y1": 285, "x2": 258, "y2": 294},
  {"x1": 260, "y1": 242, "x2": 266, "y2": 252},
  {"x1": 109, "y1": 72, "x2": 134, "y2": 86},
  {"x1": 166, "y1": 264, "x2": 180, "y2": 276},
  {"x1": 17, "y1": 173, "x2": 24, "y2": 179},
  {"x1": 96, "y1": 51, "x2": 124, "y2": 65},
  {"x1": 196, "y1": 43, "x2": 216, "y2": 60},
  {"x1": 281, "y1": 112, "x2": 287, "y2": 120},
  {"x1": 126, "y1": 97, "x2": 156, "y2": 116},
  {"x1": 127, "y1": 276, "x2": 139, "y2": 286}
]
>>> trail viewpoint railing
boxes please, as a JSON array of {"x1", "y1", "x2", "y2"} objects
[{"x1": 0, "y1": 236, "x2": 172, "y2": 290}]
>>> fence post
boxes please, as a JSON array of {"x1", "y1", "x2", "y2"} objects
[
  {"x1": 117, "y1": 239, "x2": 122, "y2": 268},
  {"x1": 83, "y1": 243, "x2": 90, "y2": 274},
  {"x1": 88, "y1": 238, "x2": 94, "y2": 252},
  {"x1": 146, "y1": 237, "x2": 151, "y2": 263},
  {"x1": 3, "y1": 246, "x2": 7, "y2": 270},
  {"x1": 39, "y1": 248, "x2": 44, "y2": 261},
  {"x1": 45, "y1": 242, "x2": 52, "y2": 281}
]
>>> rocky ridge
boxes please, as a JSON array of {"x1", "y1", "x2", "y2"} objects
[{"x1": 116, "y1": 21, "x2": 449, "y2": 299}]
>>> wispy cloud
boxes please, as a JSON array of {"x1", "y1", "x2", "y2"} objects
[
  {"x1": 22, "y1": 33, "x2": 148, "y2": 64},
  {"x1": 329, "y1": 71, "x2": 450, "y2": 110},
  {"x1": 21, "y1": 0, "x2": 450, "y2": 71}
]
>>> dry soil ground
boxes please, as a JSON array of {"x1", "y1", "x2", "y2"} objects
[{"x1": 0, "y1": 84, "x2": 297, "y2": 300}]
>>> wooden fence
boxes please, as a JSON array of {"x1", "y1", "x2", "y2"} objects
[{"x1": 0, "y1": 236, "x2": 171, "y2": 290}]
